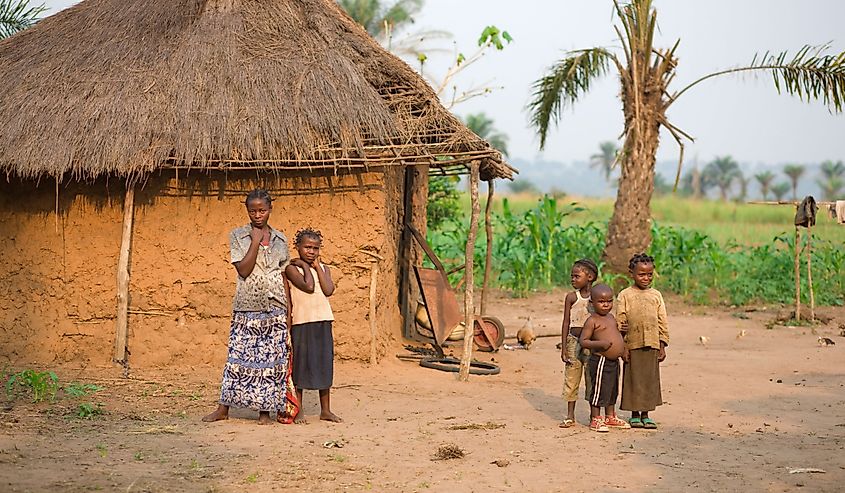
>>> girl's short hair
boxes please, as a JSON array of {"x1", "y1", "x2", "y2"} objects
[
  {"x1": 573, "y1": 258, "x2": 599, "y2": 279},
  {"x1": 245, "y1": 189, "x2": 273, "y2": 207},
  {"x1": 295, "y1": 227, "x2": 323, "y2": 246},
  {"x1": 628, "y1": 253, "x2": 655, "y2": 271}
]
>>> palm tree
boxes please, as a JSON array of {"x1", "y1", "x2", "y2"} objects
[
  {"x1": 703, "y1": 156, "x2": 742, "y2": 201},
  {"x1": 754, "y1": 171, "x2": 776, "y2": 200},
  {"x1": 771, "y1": 183, "x2": 791, "y2": 201},
  {"x1": 337, "y1": 0, "x2": 421, "y2": 40},
  {"x1": 0, "y1": 0, "x2": 44, "y2": 39},
  {"x1": 817, "y1": 160, "x2": 845, "y2": 200},
  {"x1": 590, "y1": 141, "x2": 619, "y2": 182},
  {"x1": 783, "y1": 164, "x2": 805, "y2": 200},
  {"x1": 464, "y1": 113, "x2": 509, "y2": 156},
  {"x1": 527, "y1": 0, "x2": 845, "y2": 272}
]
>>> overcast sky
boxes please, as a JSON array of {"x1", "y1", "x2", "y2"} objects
[{"x1": 41, "y1": 0, "x2": 845, "y2": 167}]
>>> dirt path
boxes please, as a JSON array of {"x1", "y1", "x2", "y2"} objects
[{"x1": 2, "y1": 290, "x2": 844, "y2": 492}]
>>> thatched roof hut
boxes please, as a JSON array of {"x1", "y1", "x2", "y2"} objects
[
  {"x1": 0, "y1": 0, "x2": 514, "y2": 368},
  {"x1": 0, "y1": 0, "x2": 513, "y2": 181}
]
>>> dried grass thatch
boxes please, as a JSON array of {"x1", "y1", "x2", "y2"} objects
[{"x1": 0, "y1": 0, "x2": 514, "y2": 182}]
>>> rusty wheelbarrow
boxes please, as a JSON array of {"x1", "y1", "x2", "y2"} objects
[{"x1": 406, "y1": 224, "x2": 505, "y2": 374}]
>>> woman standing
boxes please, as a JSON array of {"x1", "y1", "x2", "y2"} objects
[{"x1": 203, "y1": 189, "x2": 295, "y2": 425}]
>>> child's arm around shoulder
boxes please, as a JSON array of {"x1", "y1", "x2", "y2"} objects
[
  {"x1": 285, "y1": 260, "x2": 315, "y2": 293},
  {"x1": 616, "y1": 288, "x2": 629, "y2": 334}
]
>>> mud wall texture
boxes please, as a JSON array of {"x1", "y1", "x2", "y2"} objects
[{"x1": 0, "y1": 170, "x2": 403, "y2": 367}]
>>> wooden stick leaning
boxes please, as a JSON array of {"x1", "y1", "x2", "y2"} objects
[
  {"x1": 807, "y1": 223, "x2": 815, "y2": 322},
  {"x1": 113, "y1": 185, "x2": 136, "y2": 364},
  {"x1": 368, "y1": 262, "x2": 379, "y2": 366},
  {"x1": 480, "y1": 180, "x2": 495, "y2": 316},
  {"x1": 459, "y1": 162, "x2": 481, "y2": 381},
  {"x1": 794, "y1": 225, "x2": 801, "y2": 322}
]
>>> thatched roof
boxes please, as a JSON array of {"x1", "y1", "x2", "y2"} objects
[{"x1": 0, "y1": 0, "x2": 514, "y2": 182}]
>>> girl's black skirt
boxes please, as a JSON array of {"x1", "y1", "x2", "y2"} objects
[{"x1": 291, "y1": 321, "x2": 334, "y2": 390}]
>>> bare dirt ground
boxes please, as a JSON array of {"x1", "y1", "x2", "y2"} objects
[{"x1": 2, "y1": 289, "x2": 844, "y2": 492}]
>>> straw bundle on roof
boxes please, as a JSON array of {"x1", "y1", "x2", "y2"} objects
[{"x1": 0, "y1": 0, "x2": 513, "y2": 181}]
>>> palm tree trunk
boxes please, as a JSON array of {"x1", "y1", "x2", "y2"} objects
[{"x1": 602, "y1": 118, "x2": 660, "y2": 273}]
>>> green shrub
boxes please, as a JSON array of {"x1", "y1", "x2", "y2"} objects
[{"x1": 427, "y1": 197, "x2": 845, "y2": 306}]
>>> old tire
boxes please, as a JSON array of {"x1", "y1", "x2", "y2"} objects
[
  {"x1": 419, "y1": 356, "x2": 500, "y2": 375},
  {"x1": 474, "y1": 316, "x2": 506, "y2": 352}
]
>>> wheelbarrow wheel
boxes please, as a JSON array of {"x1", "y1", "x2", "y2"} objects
[
  {"x1": 419, "y1": 356, "x2": 500, "y2": 375},
  {"x1": 474, "y1": 316, "x2": 505, "y2": 352}
]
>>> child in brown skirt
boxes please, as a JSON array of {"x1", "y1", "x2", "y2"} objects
[
  {"x1": 616, "y1": 253, "x2": 669, "y2": 430},
  {"x1": 285, "y1": 228, "x2": 342, "y2": 423}
]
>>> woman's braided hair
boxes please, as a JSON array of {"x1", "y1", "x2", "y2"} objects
[
  {"x1": 573, "y1": 258, "x2": 599, "y2": 279},
  {"x1": 294, "y1": 227, "x2": 323, "y2": 246},
  {"x1": 628, "y1": 253, "x2": 655, "y2": 271},
  {"x1": 245, "y1": 189, "x2": 272, "y2": 207}
]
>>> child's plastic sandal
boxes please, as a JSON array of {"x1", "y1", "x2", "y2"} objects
[
  {"x1": 629, "y1": 417, "x2": 643, "y2": 428},
  {"x1": 642, "y1": 417, "x2": 657, "y2": 429}
]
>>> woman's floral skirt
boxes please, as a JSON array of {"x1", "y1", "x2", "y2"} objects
[{"x1": 219, "y1": 308, "x2": 289, "y2": 412}]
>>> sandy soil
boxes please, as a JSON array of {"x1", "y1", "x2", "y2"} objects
[{"x1": 1, "y1": 289, "x2": 844, "y2": 492}]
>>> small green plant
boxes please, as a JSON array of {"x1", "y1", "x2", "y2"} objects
[
  {"x1": 77, "y1": 402, "x2": 105, "y2": 419},
  {"x1": 245, "y1": 473, "x2": 258, "y2": 484},
  {"x1": 189, "y1": 459, "x2": 201, "y2": 470},
  {"x1": 330, "y1": 454, "x2": 347, "y2": 463},
  {"x1": 134, "y1": 451, "x2": 145, "y2": 461},
  {"x1": 95, "y1": 443, "x2": 108, "y2": 458},
  {"x1": 63, "y1": 382, "x2": 102, "y2": 398},
  {"x1": 5, "y1": 369, "x2": 59, "y2": 402}
]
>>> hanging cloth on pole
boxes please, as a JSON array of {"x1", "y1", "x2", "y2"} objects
[{"x1": 794, "y1": 196, "x2": 817, "y2": 228}]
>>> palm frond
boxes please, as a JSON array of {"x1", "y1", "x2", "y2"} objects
[
  {"x1": 670, "y1": 44, "x2": 845, "y2": 112},
  {"x1": 0, "y1": 0, "x2": 45, "y2": 39},
  {"x1": 527, "y1": 48, "x2": 617, "y2": 149}
]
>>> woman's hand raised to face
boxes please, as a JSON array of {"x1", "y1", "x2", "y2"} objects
[{"x1": 250, "y1": 226, "x2": 265, "y2": 244}]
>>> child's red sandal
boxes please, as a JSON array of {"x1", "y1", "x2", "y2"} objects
[
  {"x1": 589, "y1": 416, "x2": 609, "y2": 433},
  {"x1": 604, "y1": 415, "x2": 631, "y2": 429}
]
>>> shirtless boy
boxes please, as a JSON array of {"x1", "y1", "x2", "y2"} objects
[{"x1": 579, "y1": 284, "x2": 631, "y2": 432}]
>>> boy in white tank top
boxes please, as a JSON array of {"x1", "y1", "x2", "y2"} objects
[{"x1": 559, "y1": 258, "x2": 598, "y2": 428}]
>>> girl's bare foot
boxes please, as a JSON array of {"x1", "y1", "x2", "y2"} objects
[
  {"x1": 201, "y1": 404, "x2": 229, "y2": 422},
  {"x1": 320, "y1": 411, "x2": 343, "y2": 423},
  {"x1": 258, "y1": 411, "x2": 274, "y2": 425}
]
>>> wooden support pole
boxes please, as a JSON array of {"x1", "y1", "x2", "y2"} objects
[
  {"x1": 368, "y1": 261, "x2": 379, "y2": 366},
  {"x1": 459, "y1": 162, "x2": 481, "y2": 381},
  {"x1": 806, "y1": 223, "x2": 815, "y2": 322},
  {"x1": 113, "y1": 185, "x2": 136, "y2": 363},
  {"x1": 480, "y1": 180, "x2": 494, "y2": 316},
  {"x1": 794, "y1": 226, "x2": 801, "y2": 322}
]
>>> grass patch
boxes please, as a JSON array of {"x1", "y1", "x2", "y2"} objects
[{"x1": 5, "y1": 369, "x2": 58, "y2": 403}]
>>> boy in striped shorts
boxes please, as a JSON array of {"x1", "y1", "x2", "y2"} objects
[{"x1": 579, "y1": 284, "x2": 631, "y2": 432}]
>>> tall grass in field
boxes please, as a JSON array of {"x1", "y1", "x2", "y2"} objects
[{"x1": 430, "y1": 195, "x2": 845, "y2": 306}]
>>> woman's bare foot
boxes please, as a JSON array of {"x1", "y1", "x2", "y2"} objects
[
  {"x1": 258, "y1": 411, "x2": 274, "y2": 425},
  {"x1": 320, "y1": 411, "x2": 343, "y2": 423},
  {"x1": 201, "y1": 404, "x2": 229, "y2": 422},
  {"x1": 294, "y1": 414, "x2": 308, "y2": 424}
]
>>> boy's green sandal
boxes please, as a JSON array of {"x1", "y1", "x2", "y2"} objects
[
  {"x1": 642, "y1": 417, "x2": 657, "y2": 429},
  {"x1": 629, "y1": 417, "x2": 643, "y2": 428}
]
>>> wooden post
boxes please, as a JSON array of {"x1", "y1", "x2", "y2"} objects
[
  {"x1": 480, "y1": 180, "x2": 495, "y2": 315},
  {"x1": 794, "y1": 226, "x2": 801, "y2": 322},
  {"x1": 368, "y1": 262, "x2": 379, "y2": 366},
  {"x1": 806, "y1": 223, "x2": 815, "y2": 322},
  {"x1": 113, "y1": 185, "x2": 136, "y2": 363},
  {"x1": 459, "y1": 162, "x2": 481, "y2": 381}
]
